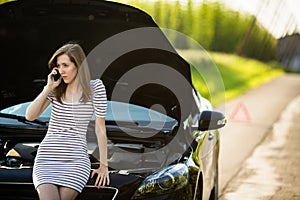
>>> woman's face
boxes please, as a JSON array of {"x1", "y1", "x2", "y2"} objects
[{"x1": 56, "y1": 54, "x2": 78, "y2": 84}]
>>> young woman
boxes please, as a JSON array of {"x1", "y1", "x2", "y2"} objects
[{"x1": 26, "y1": 43, "x2": 109, "y2": 200}]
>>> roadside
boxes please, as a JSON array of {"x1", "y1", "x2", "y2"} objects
[
  {"x1": 219, "y1": 93, "x2": 300, "y2": 200},
  {"x1": 217, "y1": 73, "x2": 300, "y2": 196}
]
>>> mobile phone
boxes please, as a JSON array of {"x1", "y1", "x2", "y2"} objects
[{"x1": 53, "y1": 69, "x2": 61, "y2": 81}]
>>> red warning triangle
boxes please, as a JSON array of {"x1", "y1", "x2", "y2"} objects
[{"x1": 230, "y1": 102, "x2": 251, "y2": 122}]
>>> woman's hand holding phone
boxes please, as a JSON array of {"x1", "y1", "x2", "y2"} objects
[
  {"x1": 47, "y1": 68, "x2": 62, "y2": 90},
  {"x1": 53, "y1": 69, "x2": 61, "y2": 81}
]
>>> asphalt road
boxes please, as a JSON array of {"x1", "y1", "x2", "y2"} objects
[{"x1": 216, "y1": 73, "x2": 300, "y2": 198}]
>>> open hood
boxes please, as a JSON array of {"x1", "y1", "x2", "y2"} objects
[{"x1": 0, "y1": 0, "x2": 193, "y2": 119}]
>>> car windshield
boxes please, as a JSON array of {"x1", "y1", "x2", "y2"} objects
[
  {"x1": 0, "y1": 101, "x2": 176, "y2": 128},
  {"x1": 0, "y1": 102, "x2": 50, "y2": 118}
]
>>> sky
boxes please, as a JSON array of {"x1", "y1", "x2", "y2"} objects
[{"x1": 220, "y1": 0, "x2": 300, "y2": 38}]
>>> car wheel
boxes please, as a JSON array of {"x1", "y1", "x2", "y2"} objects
[{"x1": 209, "y1": 166, "x2": 219, "y2": 200}]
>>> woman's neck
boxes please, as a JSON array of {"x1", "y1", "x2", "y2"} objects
[
  {"x1": 67, "y1": 77, "x2": 80, "y2": 93},
  {"x1": 64, "y1": 78, "x2": 82, "y2": 102}
]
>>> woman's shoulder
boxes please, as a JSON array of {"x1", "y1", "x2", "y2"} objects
[
  {"x1": 90, "y1": 79, "x2": 103, "y2": 85},
  {"x1": 90, "y1": 79, "x2": 105, "y2": 90}
]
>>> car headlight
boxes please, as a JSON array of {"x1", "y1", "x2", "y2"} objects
[{"x1": 132, "y1": 163, "x2": 189, "y2": 199}]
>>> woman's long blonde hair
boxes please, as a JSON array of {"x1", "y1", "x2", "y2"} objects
[{"x1": 48, "y1": 42, "x2": 92, "y2": 104}]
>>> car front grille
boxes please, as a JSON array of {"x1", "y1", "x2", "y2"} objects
[{"x1": 77, "y1": 186, "x2": 118, "y2": 200}]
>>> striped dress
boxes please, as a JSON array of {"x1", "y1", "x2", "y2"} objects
[{"x1": 32, "y1": 79, "x2": 107, "y2": 193}]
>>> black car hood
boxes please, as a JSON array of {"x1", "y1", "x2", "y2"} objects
[{"x1": 0, "y1": 0, "x2": 193, "y2": 120}]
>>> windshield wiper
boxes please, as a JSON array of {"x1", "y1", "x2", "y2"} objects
[{"x1": 0, "y1": 113, "x2": 47, "y2": 126}]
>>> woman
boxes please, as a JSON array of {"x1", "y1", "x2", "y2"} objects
[{"x1": 26, "y1": 43, "x2": 109, "y2": 200}]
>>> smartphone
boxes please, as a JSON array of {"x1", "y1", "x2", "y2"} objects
[{"x1": 53, "y1": 69, "x2": 61, "y2": 81}]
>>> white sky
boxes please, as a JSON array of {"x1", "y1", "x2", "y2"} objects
[{"x1": 220, "y1": 0, "x2": 300, "y2": 38}]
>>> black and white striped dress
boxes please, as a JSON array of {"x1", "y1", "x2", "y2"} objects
[{"x1": 32, "y1": 79, "x2": 107, "y2": 193}]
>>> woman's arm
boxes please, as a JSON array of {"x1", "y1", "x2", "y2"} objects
[
  {"x1": 25, "y1": 86, "x2": 51, "y2": 121},
  {"x1": 25, "y1": 69, "x2": 61, "y2": 121},
  {"x1": 91, "y1": 116, "x2": 110, "y2": 188}
]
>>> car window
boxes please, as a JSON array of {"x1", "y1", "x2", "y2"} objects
[
  {"x1": 0, "y1": 102, "x2": 51, "y2": 118},
  {"x1": 106, "y1": 101, "x2": 175, "y2": 123},
  {"x1": 0, "y1": 101, "x2": 176, "y2": 124}
]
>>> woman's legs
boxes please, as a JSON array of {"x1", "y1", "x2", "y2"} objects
[
  {"x1": 37, "y1": 184, "x2": 79, "y2": 200},
  {"x1": 59, "y1": 186, "x2": 79, "y2": 200},
  {"x1": 37, "y1": 184, "x2": 60, "y2": 200}
]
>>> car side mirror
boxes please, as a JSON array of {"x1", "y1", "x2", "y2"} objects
[{"x1": 198, "y1": 110, "x2": 226, "y2": 131}]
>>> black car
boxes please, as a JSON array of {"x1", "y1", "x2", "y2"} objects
[{"x1": 0, "y1": 0, "x2": 226, "y2": 199}]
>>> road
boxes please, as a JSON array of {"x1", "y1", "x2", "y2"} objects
[{"x1": 217, "y1": 74, "x2": 300, "y2": 199}]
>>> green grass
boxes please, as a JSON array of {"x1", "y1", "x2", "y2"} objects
[{"x1": 177, "y1": 50, "x2": 284, "y2": 106}]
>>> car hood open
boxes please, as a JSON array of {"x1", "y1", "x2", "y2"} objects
[{"x1": 0, "y1": 0, "x2": 193, "y2": 120}]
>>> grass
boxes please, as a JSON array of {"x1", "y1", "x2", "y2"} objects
[{"x1": 177, "y1": 50, "x2": 284, "y2": 106}]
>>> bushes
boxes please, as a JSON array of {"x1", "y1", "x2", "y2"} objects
[{"x1": 117, "y1": 0, "x2": 277, "y2": 62}]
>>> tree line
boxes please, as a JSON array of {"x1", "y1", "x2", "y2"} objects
[{"x1": 117, "y1": 0, "x2": 277, "y2": 62}]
